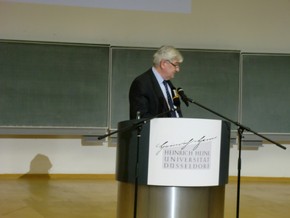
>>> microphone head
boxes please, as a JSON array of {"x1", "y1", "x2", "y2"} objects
[
  {"x1": 177, "y1": 87, "x2": 189, "y2": 107},
  {"x1": 177, "y1": 87, "x2": 184, "y2": 93}
]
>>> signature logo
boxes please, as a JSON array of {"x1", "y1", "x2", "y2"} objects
[{"x1": 155, "y1": 136, "x2": 217, "y2": 155}]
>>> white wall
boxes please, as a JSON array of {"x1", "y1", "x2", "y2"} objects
[
  {"x1": 229, "y1": 144, "x2": 290, "y2": 177},
  {"x1": 1, "y1": 0, "x2": 290, "y2": 52},
  {"x1": 0, "y1": 0, "x2": 290, "y2": 177},
  {"x1": 0, "y1": 137, "x2": 116, "y2": 174}
]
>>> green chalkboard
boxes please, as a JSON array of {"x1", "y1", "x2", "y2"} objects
[
  {"x1": 110, "y1": 47, "x2": 154, "y2": 128},
  {"x1": 176, "y1": 49, "x2": 240, "y2": 123},
  {"x1": 242, "y1": 53, "x2": 290, "y2": 133},
  {"x1": 110, "y1": 47, "x2": 240, "y2": 129},
  {"x1": 3, "y1": 41, "x2": 289, "y2": 135},
  {"x1": 0, "y1": 40, "x2": 109, "y2": 131}
]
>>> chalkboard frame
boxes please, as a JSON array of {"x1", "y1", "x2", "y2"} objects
[{"x1": 1, "y1": 40, "x2": 290, "y2": 138}]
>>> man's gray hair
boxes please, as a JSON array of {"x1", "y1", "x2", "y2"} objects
[{"x1": 153, "y1": 45, "x2": 183, "y2": 66}]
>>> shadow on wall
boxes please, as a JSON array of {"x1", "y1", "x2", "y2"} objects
[
  {"x1": 18, "y1": 154, "x2": 54, "y2": 214},
  {"x1": 20, "y1": 154, "x2": 53, "y2": 179}
]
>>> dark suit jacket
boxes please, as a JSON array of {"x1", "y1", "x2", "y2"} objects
[{"x1": 129, "y1": 68, "x2": 182, "y2": 119}]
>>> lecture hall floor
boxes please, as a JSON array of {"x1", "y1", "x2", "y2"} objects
[{"x1": 0, "y1": 176, "x2": 289, "y2": 218}]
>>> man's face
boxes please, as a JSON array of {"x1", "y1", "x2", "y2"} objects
[{"x1": 162, "y1": 59, "x2": 181, "y2": 80}]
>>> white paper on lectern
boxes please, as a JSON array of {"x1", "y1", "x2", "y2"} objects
[{"x1": 147, "y1": 118, "x2": 222, "y2": 187}]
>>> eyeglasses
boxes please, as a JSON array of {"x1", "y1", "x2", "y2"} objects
[{"x1": 166, "y1": 60, "x2": 180, "y2": 69}]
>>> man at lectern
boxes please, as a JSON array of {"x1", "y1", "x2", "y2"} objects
[{"x1": 129, "y1": 45, "x2": 184, "y2": 119}]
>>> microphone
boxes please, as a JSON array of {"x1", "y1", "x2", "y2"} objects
[{"x1": 177, "y1": 88, "x2": 191, "y2": 107}]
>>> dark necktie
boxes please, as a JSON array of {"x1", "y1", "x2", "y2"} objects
[{"x1": 163, "y1": 80, "x2": 176, "y2": 117}]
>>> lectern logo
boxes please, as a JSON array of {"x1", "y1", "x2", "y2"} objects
[{"x1": 155, "y1": 136, "x2": 216, "y2": 170}]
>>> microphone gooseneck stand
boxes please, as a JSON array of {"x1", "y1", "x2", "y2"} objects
[
  {"x1": 180, "y1": 95, "x2": 286, "y2": 218},
  {"x1": 98, "y1": 109, "x2": 177, "y2": 218},
  {"x1": 132, "y1": 118, "x2": 142, "y2": 218}
]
